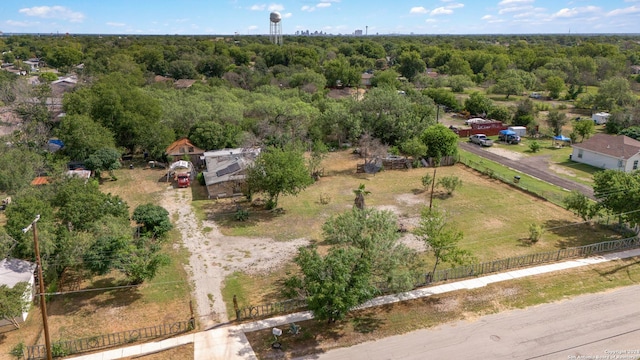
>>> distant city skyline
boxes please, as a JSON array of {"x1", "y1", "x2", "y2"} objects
[{"x1": 0, "y1": 1, "x2": 639, "y2": 36}]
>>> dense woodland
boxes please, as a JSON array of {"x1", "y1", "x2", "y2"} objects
[{"x1": 1, "y1": 34, "x2": 640, "y2": 291}]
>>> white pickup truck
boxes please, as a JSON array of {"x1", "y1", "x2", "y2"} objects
[{"x1": 469, "y1": 134, "x2": 494, "y2": 147}]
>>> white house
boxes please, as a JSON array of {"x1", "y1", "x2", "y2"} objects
[
  {"x1": 0, "y1": 258, "x2": 36, "y2": 330},
  {"x1": 571, "y1": 134, "x2": 640, "y2": 172}
]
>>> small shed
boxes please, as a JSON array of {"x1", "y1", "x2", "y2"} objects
[{"x1": 508, "y1": 126, "x2": 527, "y2": 137}]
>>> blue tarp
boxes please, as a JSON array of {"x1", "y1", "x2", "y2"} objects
[
  {"x1": 553, "y1": 135, "x2": 571, "y2": 141},
  {"x1": 499, "y1": 130, "x2": 516, "y2": 136}
]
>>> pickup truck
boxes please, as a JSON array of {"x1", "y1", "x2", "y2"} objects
[{"x1": 469, "y1": 134, "x2": 494, "y2": 147}]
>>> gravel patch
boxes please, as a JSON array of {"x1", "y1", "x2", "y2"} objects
[{"x1": 161, "y1": 188, "x2": 309, "y2": 327}]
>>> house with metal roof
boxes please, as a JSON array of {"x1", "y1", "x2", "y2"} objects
[
  {"x1": 202, "y1": 148, "x2": 261, "y2": 199},
  {"x1": 571, "y1": 134, "x2": 640, "y2": 172}
]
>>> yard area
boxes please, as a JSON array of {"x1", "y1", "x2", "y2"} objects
[
  {"x1": 245, "y1": 256, "x2": 640, "y2": 359},
  {"x1": 212, "y1": 149, "x2": 621, "y2": 315},
  {"x1": 0, "y1": 161, "x2": 193, "y2": 358}
]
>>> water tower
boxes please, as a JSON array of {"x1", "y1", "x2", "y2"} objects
[{"x1": 269, "y1": 11, "x2": 282, "y2": 45}]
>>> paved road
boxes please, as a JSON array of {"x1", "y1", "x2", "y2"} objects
[
  {"x1": 459, "y1": 142, "x2": 595, "y2": 199},
  {"x1": 304, "y1": 285, "x2": 640, "y2": 360}
]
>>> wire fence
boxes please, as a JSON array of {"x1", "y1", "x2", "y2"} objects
[
  {"x1": 422, "y1": 236, "x2": 640, "y2": 285},
  {"x1": 235, "y1": 236, "x2": 640, "y2": 321},
  {"x1": 24, "y1": 319, "x2": 195, "y2": 360},
  {"x1": 235, "y1": 297, "x2": 307, "y2": 321}
]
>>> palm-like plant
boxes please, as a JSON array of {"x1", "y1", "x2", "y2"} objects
[{"x1": 353, "y1": 183, "x2": 371, "y2": 210}]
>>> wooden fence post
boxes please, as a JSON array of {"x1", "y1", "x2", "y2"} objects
[{"x1": 233, "y1": 295, "x2": 240, "y2": 321}]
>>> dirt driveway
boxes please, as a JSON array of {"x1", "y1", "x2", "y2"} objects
[{"x1": 160, "y1": 189, "x2": 309, "y2": 328}]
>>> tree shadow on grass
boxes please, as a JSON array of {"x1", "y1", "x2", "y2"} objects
[
  {"x1": 593, "y1": 259, "x2": 640, "y2": 280},
  {"x1": 47, "y1": 277, "x2": 143, "y2": 316},
  {"x1": 350, "y1": 314, "x2": 385, "y2": 334},
  {"x1": 543, "y1": 219, "x2": 597, "y2": 249}
]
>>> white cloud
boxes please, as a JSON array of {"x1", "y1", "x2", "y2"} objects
[
  {"x1": 18, "y1": 6, "x2": 85, "y2": 22},
  {"x1": 431, "y1": 7, "x2": 453, "y2": 15},
  {"x1": 317, "y1": 3, "x2": 331, "y2": 8},
  {"x1": 606, "y1": 5, "x2": 640, "y2": 16},
  {"x1": 425, "y1": 18, "x2": 437, "y2": 23},
  {"x1": 410, "y1": 6, "x2": 429, "y2": 14},
  {"x1": 498, "y1": 0, "x2": 533, "y2": 5},
  {"x1": 248, "y1": 25, "x2": 258, "y2": 30},
  {"x1": 106, "y1": 22, "x2": 126, "y2": 27},
  {"x1": 552, "y1": 6, "x2": 599, "y2": 18},
  {"x1": 282, "y1": 12, "x2": 293, "y2": 18},
  {"x1": 429, "y1": 3, "x2": 462, "y2": 16},
  {"x1": 268, "y1": 4, "x2": 284, "y2": 11},
  {"x1": 250, "y1": 4, "x2": 266, "y2": 11},
  {"x1": 499, "y1": 5, "x2": 533, "y2": 14},
  {"x1": 301, "y1": 5, "x2": 315, "y2": 12},
  {"x1": 481, "y1": 15, "x2": 493, "y2": 20}
]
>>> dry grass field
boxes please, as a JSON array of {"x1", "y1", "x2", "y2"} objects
[{"x1": 213, "y1": 149, "x2": 621, "y2": 311}]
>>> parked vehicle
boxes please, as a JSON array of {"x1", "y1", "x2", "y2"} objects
[
  {"x1": 498, "y1": 130, "x2": 521, "y2": 144},
  {"x1": 177, "y1": 173, "x2": 191, "y2": 188},
  {"x1": 469, "y1": 134, "x2": 494, "y2": 147}
]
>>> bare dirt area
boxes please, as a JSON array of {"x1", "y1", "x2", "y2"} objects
[
  {"x1": 160, "y1": 189, "x2": 309, "y2": 327},
  {"x1": 483, "y1": 146, "x2": 526, "y2": 161}
]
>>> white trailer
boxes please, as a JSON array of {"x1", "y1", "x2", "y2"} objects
[
  {"x1": 508, "y1": 126, "x2": 527, "y2": 137},
  {"x1": 592, "y1": 112, "x2": 610, "y2": 125}
]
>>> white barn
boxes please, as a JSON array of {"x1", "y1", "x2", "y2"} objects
[{"x1": 571, "y1": 134, "x2": 640, "y2": 172}]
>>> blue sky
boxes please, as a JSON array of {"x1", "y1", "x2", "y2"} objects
[{"x1": 1, "y1": 0, "x2": 639, "y2": 35}]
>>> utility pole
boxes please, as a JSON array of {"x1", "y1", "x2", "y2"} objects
[{"x1": 23, "y1": 215, "x2": 52, "y2": 360}]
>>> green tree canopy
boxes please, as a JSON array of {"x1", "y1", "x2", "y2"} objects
[
  {"x1": 397, "y1": 50, "x2": 426, "y2": 82},
  {"x1": 246, "y1": 145, "x2": 314, "y2": 209},
  {"x1": 464, "y1": 92, "x2": 493, "y2": 116},
  {"x1": 420, "y1": 124, "x2": 459, "y2": 163},
  {"x1": 414, "y1": 206, "x2": 472, "y2": 276},
  {"x1": 132, "y1": 203, "x2": 173, "y2": 238},
  {"x1": 85, "y1": 148, "x2": 122, "y2": 180},
  {"x1": 0, "y1": 282, "x2": 30, "y2": 329},
  {"x1": 56, "y1": 114, "x2": 116, "y2": 161},
  {"x1": 573, "y1": 119, "x2": 596, "y2": 142}
]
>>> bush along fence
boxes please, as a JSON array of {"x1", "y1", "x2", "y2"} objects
[
  {"x1": 235, "y1": 236, "x2": 640, "y2": 321},
  {"x1": 421, "y1": 236, "x2": 640, "y2": 286},
  {"x1": 24, "y1": 319, "x2": 195, "y2": 360}
]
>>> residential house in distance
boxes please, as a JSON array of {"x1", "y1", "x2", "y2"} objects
[
  {"x1": 202, "y1": 148, "x2": 261, "y2": 199},
  {"x1": 165, "y1": 138, "x2": 205, "y2": 168},
  {"x1": 571, "y1": 134, "x2": 640, "y2": 172},
  {"x1": 361, "y1": 72, "x2": 374, "y2": 87},
  {"x1": 0, "y1": 258, "x2": 36, "y2": 332}
]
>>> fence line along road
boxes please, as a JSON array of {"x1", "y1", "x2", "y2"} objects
[{"x1": 235, "y1": 236, "x2": 640, "y2": 321}]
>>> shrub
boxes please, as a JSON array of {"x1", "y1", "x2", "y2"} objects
[
  {"x1": 10, "y1": 342, "x2": 25, "y2": 359},
  {"x1": 421, "y1": 174, "x2": 433, "y2": 189},
  {"x1": 529, "y1": 223, "x2": 543, "y2": 243},
  {"x1": 319, "y1": 193, "x2": 331, "y2": 205},
  {"x1": 235, "y1": 208, "x2": 249, "y2": 221},
  {"x1": 197, "y1": 172, "x2": 205, "y2": 186},
  {"x1": 528, "y1": 141, "x2": 541, "y2": 153},
  {"x1": 437, "y1": 175, "x2": 462, "y2": 195}
]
